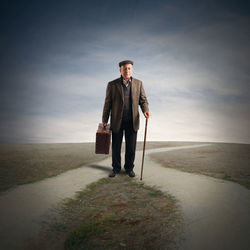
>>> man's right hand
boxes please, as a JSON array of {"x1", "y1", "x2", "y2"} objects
[{"x1": 102, "y1": 122, "x2": 107, "y2": 127}]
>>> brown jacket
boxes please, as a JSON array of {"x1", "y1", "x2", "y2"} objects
[{"x1": 102, "y1": 76, "x2": 149, "y2": 133}]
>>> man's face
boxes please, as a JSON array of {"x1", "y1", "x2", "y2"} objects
[{"x1": 120, "y1": 64, "x2": 133, "y2": 80}]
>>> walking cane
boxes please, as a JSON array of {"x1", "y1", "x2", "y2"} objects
[{"x1": 140, "y1": 116, "x2": 148, "y2": 181}]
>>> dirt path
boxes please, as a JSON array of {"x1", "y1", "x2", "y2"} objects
[
  {"x1": 0, "y1": 144, "x2": 250, "y2": 250},
  {"x1": 138, "y1": 145, "x2": 250, "y2": 250}
]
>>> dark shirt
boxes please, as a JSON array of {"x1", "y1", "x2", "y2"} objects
[{"x1": 121, "y1": 76, "x2": 133, "y2": 122}]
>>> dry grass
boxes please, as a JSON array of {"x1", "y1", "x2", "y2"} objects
[
  {"x1": 149, "y1": 142, "x2": 250, "y2": 189},
  {"x1": 0, "y1": 141, "x2": 197, "y2": 192},
  {"x1": 0, "y1": 143, "x2": 108, "y2": 192},
  {"x1": 27, "y1": 175, "x2": 183, "y2": 250}
]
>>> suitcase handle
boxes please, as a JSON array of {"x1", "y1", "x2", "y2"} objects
[{"x1": 98, "y1": 123, "x2": 110, "y2": 132}]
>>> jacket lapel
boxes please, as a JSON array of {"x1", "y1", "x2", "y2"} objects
[
  {"x1": 131, "y1": 77, "x2": 136, "y2": 100},
  {"x1": 117, "y1": 77, "x2": 124, "y2": 102}
]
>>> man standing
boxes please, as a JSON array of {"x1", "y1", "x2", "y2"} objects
[{"x1": 102, "y1": 60, "x2": 150, "y2": 178}]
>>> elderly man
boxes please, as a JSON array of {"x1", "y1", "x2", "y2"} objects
[{"x1": 102, "y1": 60, "x2": 150, "y2": 178}]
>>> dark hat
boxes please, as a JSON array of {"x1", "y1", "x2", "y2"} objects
[{"x1": 119, "y1": 60, "x2": 134, "y2": 67}]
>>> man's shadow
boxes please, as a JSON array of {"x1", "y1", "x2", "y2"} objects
[{"x1": 86, "y1": 164, "x2": 127, "y2": 175}]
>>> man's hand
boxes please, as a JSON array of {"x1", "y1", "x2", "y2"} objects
[
  {"x1": 144, "y1": 111, "x2": 150, "y2": 119},
  {"x1": 102, "y1": 122, "x2": 107, "y2": 127}
]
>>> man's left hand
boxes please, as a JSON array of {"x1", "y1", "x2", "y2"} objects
[{"x1": 144, "y1": 111, "x2": 150, "y2": 118}]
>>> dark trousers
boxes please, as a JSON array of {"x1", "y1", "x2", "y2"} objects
[{"x1": 112, "y1": 120, "x2": 137, "y2": 173}]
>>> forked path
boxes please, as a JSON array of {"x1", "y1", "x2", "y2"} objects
[
  {"x1": 136, "y1": 144, "x2": 250, "y2": 250},
  {"x1": 0, "y1": 144, "x2": 249, "y2": 250}
]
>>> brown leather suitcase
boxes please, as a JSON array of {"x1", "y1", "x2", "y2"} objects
[{"x1": 95, "y1": 123, "x2": 111, "y2": 154}]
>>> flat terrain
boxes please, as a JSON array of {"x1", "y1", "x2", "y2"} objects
[
  {"x1": 1, "y1": 141, "x2": 249, "y2": 191},
  {"x1": 0, "y1": 143, "x2": 108, "y2": 191},
  {"x1": 1, "y1": 143, "x2": 249, "y2": 250},
  {"x1": 149, "y1": 142, "x2": 250, "y2": 189},
  {"x1": 0, "y1": 141, "x2": 200, "y2": 192}
]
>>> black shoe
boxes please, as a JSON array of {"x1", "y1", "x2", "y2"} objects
[
  {"x1": 109, "y1": 170, "x2": 116, "y2": 178},
  {"x1": 109, "y1": 169, "x2": 120, "y2": 178},
  {"x1": 127, "y1": 170, "x2": 135, "y2": 178}
]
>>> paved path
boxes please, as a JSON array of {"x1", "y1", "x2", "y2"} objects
[{"x1": 0, "y1": 144, "x2": 250, "y2": 250}]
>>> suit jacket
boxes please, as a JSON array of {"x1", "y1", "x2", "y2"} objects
[{"x1": 102, "y1": 76, "x2": 149, "y2": 133}]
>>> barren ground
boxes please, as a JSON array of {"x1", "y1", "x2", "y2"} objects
[
  {"x1": 25, "y1": 175, "x2": 183, "y2": 250},
  {"x1": 149, "y1": 142, "x2": 250, "y2": 189},
  {"x1": 0, "y1": 141, "x2": 201, "y2": 192}
]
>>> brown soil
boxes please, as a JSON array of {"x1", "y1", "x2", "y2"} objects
[
  {"x1": 0, "y1": 143, "x2": 108, "y2": 192},
  {"x1": 0, "y1": 141, "x2": 198, "y2": 192},
  {"x1": 149, "y1": 142, "x2": 250, "y2": 189},
  {"x1": 26, "y1": 174, "x2": 183, "y2": 250}
]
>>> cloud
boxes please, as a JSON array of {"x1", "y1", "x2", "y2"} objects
[{"x1": 1, "y1": 0, "x2": 250, "y2": 143}]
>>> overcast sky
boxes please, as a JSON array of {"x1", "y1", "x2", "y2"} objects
[{"x1": 1, "y1": 0, "x2": 250, "y2": 144}]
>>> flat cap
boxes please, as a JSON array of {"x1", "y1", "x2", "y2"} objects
[{"x1": 119, "y1": 60, "x2": 134, "y2": 67}]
